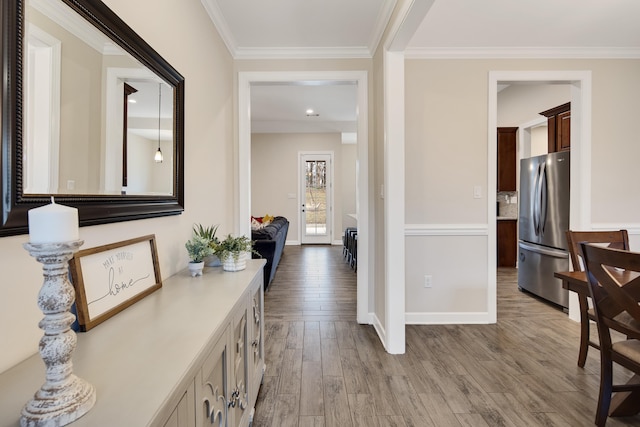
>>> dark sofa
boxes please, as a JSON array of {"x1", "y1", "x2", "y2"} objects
[{"x1": 251, "y1": 216, "x2": 289, "y2": 289}]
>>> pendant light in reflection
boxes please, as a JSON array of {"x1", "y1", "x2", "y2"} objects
[{"x1": 154, "y1": 82, "x2": 164, "y2": 163}]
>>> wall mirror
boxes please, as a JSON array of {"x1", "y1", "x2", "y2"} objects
[{"x1": 1, "y1": 0, "x2": 185, "y2": 237}]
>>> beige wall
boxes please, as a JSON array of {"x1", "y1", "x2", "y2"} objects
[
  {"x1": 405, "y1": 60, "x2": 488, "y2": 225},
  {"x1": 404, "y1": 58, "x2": 640, "y2": 316},
  {"x1": 251, "y1": 133, "x2": 356, "y2": 243},
  {"x1": 0, "y1": 0, "x2": 234, "y2": 373}
]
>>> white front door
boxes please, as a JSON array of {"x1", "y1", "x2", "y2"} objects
[{"x1": 300, "y1": 153, "x2": 333, "y2": 245}]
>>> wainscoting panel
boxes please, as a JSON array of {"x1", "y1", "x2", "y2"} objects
[{"x1": 405, "y1": 224, "x2": 490, "y2": 323}]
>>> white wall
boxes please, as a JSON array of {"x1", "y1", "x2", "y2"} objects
[
  {"x1": 404, "y1": 58, "x2": 640, "y2": 320},
  {"x1": 0, "y1": 0, "x2": 234, "y2": 374},
  {"x1": 530, "y1": 125, "x2": 548, "y2": 158},
  {"x1": 251, "y1": 133, "x2": 356, "y2": 244},
  {"x1": 497, "y1": 83, "x2": 570, "y2": 127},
  {"x1": 372, "y1": 48, "x2": 386, "y2": 328}
]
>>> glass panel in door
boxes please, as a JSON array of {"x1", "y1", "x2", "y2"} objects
[{"x1": 301, "y1": 153, "x2": 332, "y2": 244}]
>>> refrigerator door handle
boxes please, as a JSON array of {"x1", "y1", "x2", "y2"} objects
[
  {"x1": 539, "y1": 161, "x2": 548, "y2": 236},
  {"x1": 533, "y1": 163, "x2": 542, "y2": 235},
  {"x1": 519, "y1": 241, "x2": 568, "y2": 258}
]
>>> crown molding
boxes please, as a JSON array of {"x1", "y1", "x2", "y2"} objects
[
  {"x1": 200, "y1": 0, "x2": 237, "y2": 57},
  {"x1": 404, "y1": 46, "x2": 640, "y2": 59}
]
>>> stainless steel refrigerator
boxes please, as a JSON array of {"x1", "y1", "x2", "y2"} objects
[{"x1": 517, "y1": 151, "x2": 570, "y2": 308}]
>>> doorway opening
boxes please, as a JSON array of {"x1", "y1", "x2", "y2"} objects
[
  {"x1": 489, "y1": 70, "x2": 592, "y2": 323},
  {"x1": 238, "y1": 71, "x2": 370, "y2": 324}
]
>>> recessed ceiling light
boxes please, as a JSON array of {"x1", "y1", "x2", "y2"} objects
[
  {"x1": 128, "y1": 99, "x2": 137, "y2": 103},
  {"x1": 306, "y1": 109, "x2": 314, "y2": 115}
]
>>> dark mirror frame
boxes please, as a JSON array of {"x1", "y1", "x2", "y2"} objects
[{"x1": 0, "y1": 0, "x2": 185, "y2": 237}]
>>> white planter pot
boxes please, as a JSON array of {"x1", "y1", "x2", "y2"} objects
[
  {"x1": 222, "y1": 253, "x2": 247, "y2": 272},
  {"x1": 188, "y1": 261, "x2": 204, "y2": 277},
  {"x1": 204, "y1": 254, "x2": 221, "y2": 267}
]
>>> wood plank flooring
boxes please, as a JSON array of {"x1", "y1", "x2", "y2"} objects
[{"x1": 253, "y1": 245, "x2": 640, "y2": 426}]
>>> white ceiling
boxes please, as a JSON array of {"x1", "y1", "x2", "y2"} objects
[
  {"x1": 251, "y1": 82, "x2": 358, "y2": 134},
  {"x1": 202, "y1": 0, "x2": 640, "y2": 134}
]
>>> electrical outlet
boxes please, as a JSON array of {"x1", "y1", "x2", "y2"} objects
[{"x1": 424, "y1": 275, "x2": 432, "y2": 288}]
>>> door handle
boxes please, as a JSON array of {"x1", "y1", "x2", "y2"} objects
[
  {"x1": 539, "y1": 162, "x2": 548, "y2": 235},
  {"x1": 533, "y1": 163, "x2": 541, "y2": 235}
]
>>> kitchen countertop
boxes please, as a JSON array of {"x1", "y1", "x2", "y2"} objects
[{"x1": 497, "y1": 216, "x2": 517, "y2": 221}]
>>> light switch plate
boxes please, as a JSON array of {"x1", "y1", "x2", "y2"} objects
[{"x1": 473, "y1": 185, "x2": 482, "y2": 199}]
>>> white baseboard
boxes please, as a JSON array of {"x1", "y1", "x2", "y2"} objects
[
  {"x1": 371, "y1": 313, "x2": 386, "y2": 349},
  {"x1": 284, "y1": 240, "x2": 343, "y2": 245}
]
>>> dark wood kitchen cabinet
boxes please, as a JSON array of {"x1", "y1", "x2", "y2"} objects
[
  {"x1": 497, "y1": 219, "x2": 517, "y2": 267},
  {"x1": 540, "y1": 102, "x2": 570, "y2": 153},
  {"x1": 497, "y1": 127, "x2": 517, "y2": 192}
]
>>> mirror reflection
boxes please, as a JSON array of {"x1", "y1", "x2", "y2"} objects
[{"x1": 24, "y1": 0, "x2": 174, "y2": 196}]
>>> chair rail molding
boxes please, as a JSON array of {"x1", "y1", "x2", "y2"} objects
[
  {"x1": 405, "y1": 224, "x2": 489, "y2": 236},
  {"x1": 591, "y1": 223, "x2": 640, "y2": 236}
]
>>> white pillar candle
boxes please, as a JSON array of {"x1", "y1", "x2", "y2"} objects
[{"x1": 28, "y1": 197, "x2": 79, "y2": 244}]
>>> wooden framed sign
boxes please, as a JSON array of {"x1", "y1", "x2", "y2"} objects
[{"x1": 69, "y1": 235, "x2": 162, "y2": 331}]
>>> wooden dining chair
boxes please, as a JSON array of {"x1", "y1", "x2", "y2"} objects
[
  {"x1": 581, "y1": 243, "x2": 640, "y2": 426},
  {"x1": 565, "y1": 230, "x2": 630, "y2": 367}
]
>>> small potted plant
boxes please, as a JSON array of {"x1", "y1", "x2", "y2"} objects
[
  {"x1": 214, "y1": 234, "x2": 256, "y2": 272},
  {"x1": 185, "y1": 235, "x2": 214, "y2": 277},
  {"x1": 193, "y1": 224, "x2": 221, "y2": 266}
]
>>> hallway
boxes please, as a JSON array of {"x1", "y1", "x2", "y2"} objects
[{"x1": 253, "y1": 245, "x2": 640, "y2": 426}]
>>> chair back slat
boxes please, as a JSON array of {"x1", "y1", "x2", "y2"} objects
[{"x1": 565, "y1": 230, "x2": 629, "y2": 272}]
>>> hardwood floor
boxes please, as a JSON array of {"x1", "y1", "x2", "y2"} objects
[{"x1": 253, "y1": 245, "x2": 640, "y2": 426}]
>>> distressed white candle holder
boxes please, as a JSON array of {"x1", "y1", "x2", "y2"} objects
[{"x1": 21, "y1": 241, "x2": 95, "y2": 427}]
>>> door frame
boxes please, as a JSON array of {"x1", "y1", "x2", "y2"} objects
[
  {"x1": 25, "y1": 24, "x2": 61, "y2": 194},
  {"x1": 299, "y1": 151, "x2": 334, "y2": 245},
  {"x1": 237, "y1": 70, "x2": 370, "y2": 325}
]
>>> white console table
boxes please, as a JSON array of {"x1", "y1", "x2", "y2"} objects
[{"x1": 0, "y1": 259, "x2": 266, "y2": 427}]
